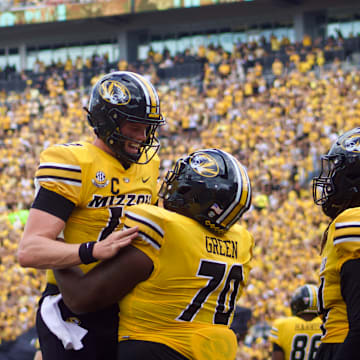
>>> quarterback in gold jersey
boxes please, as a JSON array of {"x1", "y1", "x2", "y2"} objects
[
  {"x1": 270, "y1": 284, "x2": 322, "y2": 360},
  {"x1": 313, "y1": 127, "x2": 360, "y2": 360},
  {"x1": 18, "y1": 71, "x2": 165, "y2": 360},
  {"x1": 54, "y1": 148, "x2": 254, "y2": 360}
]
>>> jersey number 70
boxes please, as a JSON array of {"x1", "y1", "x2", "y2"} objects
[{"x1": 177, "y1": 259, "x2": 243, "y2": 326}]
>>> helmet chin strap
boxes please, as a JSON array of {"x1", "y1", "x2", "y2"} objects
[
  {"x1": 105, "y1": 116, "x2": 143, "y2": 168},
  {"x1": 323, "y1": 196, "x2": 353, "y2": 219},
  {"x1": 323, "y1": 203, "x2": 344, "y2": 219},
  {"x1": 116, "y1": 152, "x2": 132, "y2": 170},
  {"x1": 105, "y1": 136, "x2": 134, "y2": 169}
]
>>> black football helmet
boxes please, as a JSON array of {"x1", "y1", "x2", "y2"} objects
[
  {"x1": 290, "y1": 284, "x2": 318, "y2": 316},
  {"x1": 159, "y1": 149, "x2": 252, "y2": 234},
  {"x1": 85, "y1": 71, "x2": 165, "y2": 165},
  {"x1": 313, "y1": 127, "x2": 360, "y2": 219}
]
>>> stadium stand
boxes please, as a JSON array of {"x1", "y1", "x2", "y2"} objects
[{"x1": 0, "y1": 33, "x2": 359, "y2": 92}]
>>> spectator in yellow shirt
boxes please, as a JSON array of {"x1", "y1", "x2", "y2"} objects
[
  {"x1": 302, "y1": 34, "x2": 312, "y2": 48},
  {"x1": 272, "y1": 58, "x2": 283, "y2": 77}
]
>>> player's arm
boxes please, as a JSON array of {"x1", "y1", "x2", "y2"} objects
[
  {"x1": 18, "y1": 187, "x2": 138, "y2": 269},
  {"x1": 18, "y1": 186, "x2": 78, "y2": 269},
  {"x1": 53, "y1": 244, "x2": 153, "y2": 313},
  {"x1": 335, "y1": 258, "x2": 360, "y2": 360},
  {"x1": 271, "y1": 343, "x2": 285, "y2": 360}
]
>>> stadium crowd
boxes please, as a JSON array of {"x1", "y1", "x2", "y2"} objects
[
  {"x1": 2, "y1": 28, "x2": 359, "y2": 93},
  {"x1": 1, "y1": 33, "x2": 360, "y2": 359}
]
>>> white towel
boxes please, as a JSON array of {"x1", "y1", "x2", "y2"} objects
[{"x1": 40, "y1": 293, "x2": 88, "y2": 350}]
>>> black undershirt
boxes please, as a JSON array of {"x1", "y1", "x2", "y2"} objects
[
  {"x1": 32, "y1": 186, "x2": 75, "y2": 222},
  {"x1": 272, "y1": 342, "x2": 283, "y2": 353}
]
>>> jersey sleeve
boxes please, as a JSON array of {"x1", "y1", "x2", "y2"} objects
[
  {"x1": 269, "y1": 318, "x2": 284, "y2": 347},
  {"x1": 34, "y1": 144, "x2": 82, "y2": 206},
  {"x1": 245, "y1": 231, "x2": 254, "y2": 271},
  {"x1": 123, "y1": 204, "x2": 165, "y2": 266},
  {"x1": 333, "y1": 209, "x2": 360, "y2": 270}
]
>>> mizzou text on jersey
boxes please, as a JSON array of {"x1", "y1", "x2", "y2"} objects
[{"x1": 34, "y1": 141, "x2": 159, "y2": 284}]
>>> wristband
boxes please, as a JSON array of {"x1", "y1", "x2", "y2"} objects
[{"x1": 79, "y1": 242, "x2": 97, "y2": 264}]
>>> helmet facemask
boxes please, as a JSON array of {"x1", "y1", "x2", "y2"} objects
[
  {"x1": 159, "y1": 157, "x2": 191, "y2": 211},
  {"x1": 313, "y1": 155, "x2": 343, "y2": 205},
  {"x1": 313, "y1": 153, "x2": 360, "y2": 219},
  {"x1": 103, "y1": 108, "x2": 162, "y2": 166}
]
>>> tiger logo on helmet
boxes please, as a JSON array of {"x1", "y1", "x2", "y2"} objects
[
  {"x1": 190, "y1": 152, "x2": 219, "y2": 178},
  {"x1": 99, "y1": 80, "x2": 131, "y2": 106}
]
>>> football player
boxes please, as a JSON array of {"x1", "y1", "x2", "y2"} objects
[
  {"x1": 312, "y1": 127, "x2": 360, "y2": 360},
  {"x1": 18, "y1": 71, "x2": 165, "y2": 360},
  {"x1": 270, "y1": 284, "x2": 322, "y2": 360},
  {"x1": 53, "y1": 148, "x2": 254, "y2": 360}
]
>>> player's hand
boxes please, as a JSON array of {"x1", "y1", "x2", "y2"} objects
[{"x1": 92, "y1": 226, "x2": 139, "y2": 260}]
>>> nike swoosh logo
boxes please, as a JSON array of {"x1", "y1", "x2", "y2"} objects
[{"x1": 142, "y1": 177, "x2": 151, "y2": 183}]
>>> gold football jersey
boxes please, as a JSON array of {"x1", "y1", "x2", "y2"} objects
[
  {"x1": 270, "y1": 316, "x2": 322, "y2": 360},
  {"x1": 318, "y1": 207, "x2": 360, "y2": 343},
  {"x1": 118, "y1": 204, "x2": 254, "y2": 360},
  {"x1": 34, "y1": 141, "x2": 159, "y2": 285}
]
